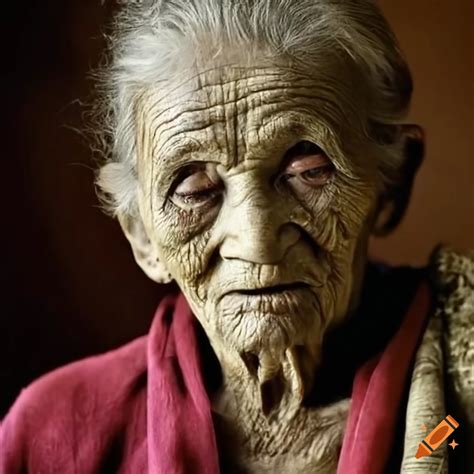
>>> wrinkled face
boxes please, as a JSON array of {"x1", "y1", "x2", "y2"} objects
[{"x1": 134, "y1": 64, "x2": 380, "y2": 374}]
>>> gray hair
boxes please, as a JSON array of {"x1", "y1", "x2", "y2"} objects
[{"x1": 92, "y1": 0, "x2": 413, "y2": 217}]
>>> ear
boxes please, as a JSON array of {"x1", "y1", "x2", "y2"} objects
[
  {"x1": 118, "y1": 212, "x2": 173, "y2": 284},
  {"x1": 373, "y1": 124, "x2": 425, "y2": 236}
]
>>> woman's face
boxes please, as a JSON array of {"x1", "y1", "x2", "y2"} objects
[{"x1": 131, "y1": 63, "x2": 381, "y2": 381}]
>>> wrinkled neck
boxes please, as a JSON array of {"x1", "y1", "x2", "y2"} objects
[{"x1": 198, "y1": 330, "x2": 321, "y2": 419}]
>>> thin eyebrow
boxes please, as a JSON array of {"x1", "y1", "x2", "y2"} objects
[{"x1": 154, "y1": 138, "x2": 205, "y2": 166}]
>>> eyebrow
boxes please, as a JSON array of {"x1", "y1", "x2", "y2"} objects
[{"x1": 158, "y1": 138, "x2": 204, "y2": 160}]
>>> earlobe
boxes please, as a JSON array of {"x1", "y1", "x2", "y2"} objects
[
  {"x1": 118, "y1": 212, "x2": 173, "y2": 284},
  {"x1": 373, "y1": 124, "x2": 425, "y2": 236}
]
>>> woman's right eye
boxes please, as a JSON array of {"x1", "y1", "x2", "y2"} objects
[{"x1": 171, "y1": 169, "x2": 223, "y2": 208}]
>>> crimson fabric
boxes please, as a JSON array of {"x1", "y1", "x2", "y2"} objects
[
  {"x1": 1, "y1": 284, "x2": 429, "y2": 474},
  {"x1": 0, "y1": 294, "x2": 218, "y2": 474},
  {"x1": 337, "y1": 281, "x2": 430, "y2": 473}
]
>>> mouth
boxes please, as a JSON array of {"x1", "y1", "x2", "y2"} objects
[
  {"x1": 221, "y1": 281, "x2": 313, "y2": 315},
  {"x1": 232, "y1": 282, "x2": 311, "y2": 296}
]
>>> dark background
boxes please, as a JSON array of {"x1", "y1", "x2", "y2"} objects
[
  {"x1": 2, "y1": 2, "x2": 165, "y2": 415},
  {"x1": 2, "y1": 1, "x2": 473, "y2": 415}
]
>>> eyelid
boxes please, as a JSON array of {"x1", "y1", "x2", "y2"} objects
[
  {"x1": 286, "y1": 154, "x2": 331, "y2": 173},
  {"x1": 169, "y1": 163, "x2": 224, "y2": 212},
  {"x1": 174, "y1": 170, "x2": 213, "y2": 195},
  {"x1": 175, "y1": 163, "x2": 205, "y2": 182},
  {"x1": 169, "y1": 162, "x2": 215, "y2": 193}
]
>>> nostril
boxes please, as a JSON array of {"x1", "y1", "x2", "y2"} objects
[{"x1": 240, "y1": 352, "x2": 259, "y2": 377}]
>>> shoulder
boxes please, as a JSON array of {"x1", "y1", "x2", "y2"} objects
[
  {"x1": 429, "y1": 244, "x2": 474, "y2": 294},
  {"x1": 428, "y1": 245, "x2": 473, "y2": 379},
  {"x1": 7, "y1": 334, "x2": 149, "y2": 420},
  {"x1": 1, "y1": 336, "x2": 148, "y2": 473},
  {"x1": 428, "y1": 245, "x2": 474, "y2": 361},
  {"x1": 428, "y1": 246, "x2": 474, "y2": 455}
]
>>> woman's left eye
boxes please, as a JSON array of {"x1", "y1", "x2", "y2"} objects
[
  {"x1": 281, "y1": 153, "x2": 335, "y2": 188},
  {"x1": 299, "y1": 164, "x2": 334, "y2": 184}
]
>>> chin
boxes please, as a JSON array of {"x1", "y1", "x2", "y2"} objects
[{"x1": 211, "y1": 288, "x2": 324, "y2": 358}]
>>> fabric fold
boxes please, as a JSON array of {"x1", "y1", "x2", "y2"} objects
[
  {"x1": 147, "y1": 294, "x2": 219, "y2": 474},
  {"x1": 337, "y1": 282, "x2": 431, "y2": 474}
]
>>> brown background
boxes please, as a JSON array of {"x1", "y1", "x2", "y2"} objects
[
  {"x1": 2, "y1": 1, "x2": 473, "y2": 415},
  {"x1": 373, "y1": 0, "x2": 474, "y2": 264}
]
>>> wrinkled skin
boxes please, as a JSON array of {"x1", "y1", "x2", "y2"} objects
[{"x1": 122, "y1": 64, "x2": 384, "y2": 472}]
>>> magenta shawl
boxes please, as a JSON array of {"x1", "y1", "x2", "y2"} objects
[{"x1": 0, "y1": 283, "x2": 429, "y2": 473}]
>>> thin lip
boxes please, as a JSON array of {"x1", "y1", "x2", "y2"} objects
[{"x1": 224, "y1": 281, "x2": 311, "y2": 297}]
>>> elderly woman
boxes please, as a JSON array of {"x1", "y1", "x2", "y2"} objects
[{"x1": 1, "y1": 1, "x2": 472, "y2": 473}]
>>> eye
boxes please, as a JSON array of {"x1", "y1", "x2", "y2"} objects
[
  {"x1": 171, "y1": 165, "x2": 222, "y2": 208},
  {"x1": 280, "y1": 141, "x2": 335, "y2": 189}
]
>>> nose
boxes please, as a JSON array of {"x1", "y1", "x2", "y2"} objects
[{"x1": 218, "y1": 190, "x2": 301, "y2": 265}]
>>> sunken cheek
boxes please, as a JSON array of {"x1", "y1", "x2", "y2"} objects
[
  {"x1": 153, "y1": 202, "x2": 214, "y2": 283},
  {"x1": 162, "y1": 198, "x2": 219, "y2": 240}
]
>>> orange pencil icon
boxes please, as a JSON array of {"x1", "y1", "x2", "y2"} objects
[{"x1": 415, "y1": 415, "x2": 459, "y2": 459}]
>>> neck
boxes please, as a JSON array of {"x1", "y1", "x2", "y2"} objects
[
  {"x1": 205, "y1": 336, "x2": 322, "y2": 420},
  {"x1": 202, "y1": 335, "x2": 350, "y2": 474}
]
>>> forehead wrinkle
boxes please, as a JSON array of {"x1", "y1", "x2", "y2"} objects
[
  {"x1": 143, "y1": 86, "x2": 359, "y2": 155},
  {"x1": 144, "y1": 96, "x2": 332, "y2": 170},
  {"x1": 149, "y1": 80, "x2": 334, "y2": 120},
  {"x1": 156, "y1": 64, "x2": 305, "y2": 98},
  {"x1": 165, "y1": 62, "x2": 364, "y2": 114},
  {"x1": 148, "y1": 101, "x2": 271, "y2": 172},
  {"x1": 142, "y1": 68, "x2": 290, "y2": 129},
  {"x1": 140, "y1": 96, "x2": 205, "y2": 155},
  {"x1": 140, "y1": 64, "x2": 344, "y2": 130},
  {"x1": 140, "y1": 76, "x2": 367, "y2": 177},
  {"x1": 152, "y1": 63, "x2": 283, "y2": 96},
  {"x1": 137, "y1": 58, "x2": 371, "y2": 161},
  {"x1": 146, "y1": 90, "x2": 318, "y2": 150},
  {"x1": 146, "y1": 108, "x2": 225, "y2": 179}
]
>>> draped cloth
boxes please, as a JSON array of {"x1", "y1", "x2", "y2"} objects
[
  {"x1": 337, "y1": 281, "x2": 431, "y2": 473},
  {"x1": 1, "y1": 282, "x2": 431, "y2": 474}
]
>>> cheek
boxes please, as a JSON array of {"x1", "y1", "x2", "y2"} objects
[
  {"x1": 142, "y1": 167, "x2": 219, "y2": 285},
  {"x1": 334, "y1": 175, "x2": 378, "y2": 234},
  {"x1": 292, "y1": 174, "x2": 377, "y2": 255},
  {"x1": 325, "y1": 178, "x2": 377, "y2": 317},
  {"x1": 149, "y1": 204, "x2": 215, "y2": 301},
  {"x1": 288, "y1": 175, "x2": 375, "y2": 321}
]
